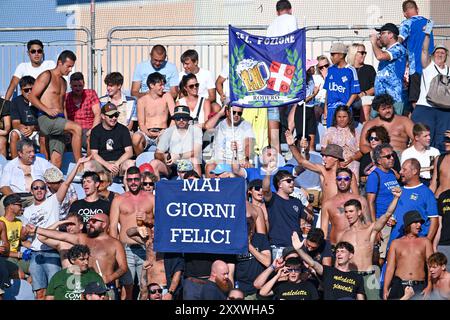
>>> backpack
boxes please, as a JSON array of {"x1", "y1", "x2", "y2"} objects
[{"x1": 425, "y1": 65, "x2": 450, "y2": 109}]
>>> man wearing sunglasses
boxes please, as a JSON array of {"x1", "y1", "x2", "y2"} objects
[
  {"x1": 5, "y1": 39, "x2": 56, "y2": 101},
  {"x1": 259, "y1": 257, "x2": 318, "y2": 300},
  {"x1": 150, "y1": 105, "x2": 203, "y2": 178},
  {"x1": 147, "y1": 283, "x2": 163, "y2": 300},
  {"x1": 321, "y1": 168, "x2": 370, "y2": 247},
  {"x1": 110, "y1": 166, "x2": 154, "y2": 300},
  {"x1": 90, "y1": 102, "x2": 133, "y2": 177},
  {"x1": 22, "y1": 155, "x2": 88, "y2": 300},
  {"x1": 9, "y1": 76, "x2": 47, "y2": 159}
]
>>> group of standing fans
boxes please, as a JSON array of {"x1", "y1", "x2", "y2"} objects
[{"x1": 0, "y1": 0, "x2": 450, "y2": 301}]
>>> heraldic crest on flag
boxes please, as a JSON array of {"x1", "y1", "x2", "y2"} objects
[{"x1": 229, "y1": 25, "x2": 306, "y2": 108}]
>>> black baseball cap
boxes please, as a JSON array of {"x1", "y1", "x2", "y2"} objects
[
  {"x1": 3, "y1": 194, "x2": 23, "y2": 208},
  {"x1": 84, "y1": 282, "x2": 107, "y2": 295},
  {"x1": 376, "y1": 23, "x2": 399, "y2": 36}
]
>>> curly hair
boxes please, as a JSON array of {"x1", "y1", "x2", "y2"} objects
[
  {"x1": 332, "y1": 105, "x2": 356, "y2": 136},
  {"x1": 67, "y1": 244, "x2": 90, "y2": 263},
  {"x1": 366, "y1": 125, "x2": 391, "y2": 144}
]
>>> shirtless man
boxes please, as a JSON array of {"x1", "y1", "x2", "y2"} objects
[
  {"x1": 320, "y1": 168, "x2": 370, "y2": 246},
  {"x1": 360, "y1": 93, "x2": 414, "y2": 154},
  {"x1": 339, "y1": 188, "x2": 401, "y2": 300},
  {"x1": 383, "y1": 210, "x2": 433, "y2": 300},
  {"x1": 428, "y1": 252, "x2": 450, "y2": 300},
  {"x1": 37, "y1": 212, "x2": 83, "y2": 267},
  {"x1": 28, "y1": 213, "x2": 127, "y2": 300},
  {"x1": 286, "y1": 130, "x2": 358, "y2": 205},
  {"x1": 430, "y1": 133, "x2": 450, "y2": 198},
  {"x1": 132, "y1": 72, "x2": 175, "y2": 156},
  {"x1": 28, "y1": 50, "x2": 82, "y2": 169},
  {"x1": 109, "y1": 166, "x2": 155, "y2": 300},
  {"x1": 247, "y1": 179, "x2": 268, "y2": 233}
]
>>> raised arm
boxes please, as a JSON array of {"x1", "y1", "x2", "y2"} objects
[
  {"x1": 262, "y1": 171, "x2": 273, "y2": 203},
  {"x1": 373, "y1": 187, "x2": 401, "y2": 233},
  {"x1": 421, "y1": 20, "x2": 433, "y2": 69},
  {"x1": 56, "y1": 156, "x2": 91, "y2": 203},
  {"x1": 29, "y1": 224, "x2": 81, "y2": 245},
  {"x1": 253, "y1": 257, "x2": 285, "y2": 290},
  {"x1": 286, "y1": 131, "x2": 324, "y2": 174},
  {"x1": 259, "y1": 267, "x2": 284, "y2": 297},
  {"x1": 292, "y1": 231, "x2": 323, "y2": 276}
]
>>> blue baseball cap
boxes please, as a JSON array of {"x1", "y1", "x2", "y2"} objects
[{"x1": 209, "y1": 163, "x2": 232, "y2": 175}]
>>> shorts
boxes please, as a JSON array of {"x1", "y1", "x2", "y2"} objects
[
  {"x1": 408, "y1": 73, "x2": 421, "y2": 102},
  {"x1": 29, "y1": 250, "x2": 62, "y2": 291},
  {"x1": 119, "y1": 244, "x2": 146, "y2": 286},
  {"x1": 8, "y1": 129, "x2": 40, "y2": 145},
  {"x1": 378, "y1": 225, "x2": 392, "y2": 259},
  {"x1": 135, "y1": 130, "x2": 158, "y2": 151},
  {"x1": 387, "y1": 276, "x2": 426, "y2": 300},
  {"x1": 38, "y1": 115, "x2": 66, "y2": 155},
  {"x1": 294, "y1": 104, "x2": 317, "y2": 137},
  {"x1": 267, "y1": 107, "x2": 280, "y2": 122}
]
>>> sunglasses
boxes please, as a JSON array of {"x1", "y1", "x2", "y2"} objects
[
  {"x1": 368, "y1": 136, "x2": 380, "y2": 142},
  {"x1": 252, "y1": 186, "x2": 262, "y2": 191},
  {"x1": 232, "y1": 111, "x2": 243, "y2": 116},
  {"x1": 357, "y1": 51, "x2": 367, "y2": 55},
  {"x1": 32, "y1": 186, "x2": 46, "y2": 191},
  {"x1": 126, "y1": 177, "x2": 141, "y2": 182},
  {"x1": 287, "y1": 268, "x2": 301, "y2": 273},
  {"x1": 89, "y1": 218, "x2": 104, "y2": 224},
  {"x1": 23, "y1": 88, "x2": 32, "y2": 93},
  {"x1": 281, "y1": 178, "x2": 294, "y2": 184},
  {"x1": 142, "y1": 182, "x2": 154, "y2": 187},
  {"x1": 107, "y1": 113, "x2": 120, "y2": 119},
  {"x1": 381, "y1": 153, "x2": 395, "y2": 160},
  {"x1": 188, "y1": 83, "x2": 200, "y2": 89},
  {"x1": 30, "y1": 49, "x2": 43, "y2": 54},
  {"x1": 228, "y1": 297, "x2": 244, "y2": 300},
  {"x1": 318, "y1": 64, "x2": 329, "y2": 70},
  {"x1": 149, "y1": 288, "x2": 163, "y2": 294},
  {"x1": 175, "y1": 117, "x2": 189, "y2": 122},
  {"x1": 336, "y1": 176, "x2": 351, "y2": 182}
]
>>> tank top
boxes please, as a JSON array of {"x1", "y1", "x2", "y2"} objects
[
  {"x1": 0, "y1": 216, "x2": 22, "y2": 252},
  {"x1": 178, "y1": 97, "x2": 205, "y2": 125}
]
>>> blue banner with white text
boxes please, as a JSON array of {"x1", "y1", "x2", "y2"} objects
[
  {"x1": 154, "y1": 178, "x2": 247, "y2": 254},
  {"x1": 229, "y1": 25, "x2": 306, "y2": 108}
]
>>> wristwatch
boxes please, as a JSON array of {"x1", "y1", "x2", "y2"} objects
[{"x1": 168, "y1": 289, "x2": 175, "y2": 295}]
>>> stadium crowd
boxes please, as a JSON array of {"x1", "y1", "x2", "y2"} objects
[{"x1": 0, "y1": 0, "x2": 450, "y2": 301}]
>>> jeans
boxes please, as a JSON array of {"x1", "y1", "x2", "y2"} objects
[
  {"x1": 119, "y1": 244, "x2": 146, "y2": 286},
  {"x1": 29, "y1": 250, "x2": 61, "y2": 291}
]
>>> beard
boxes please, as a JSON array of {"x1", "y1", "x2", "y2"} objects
[
  {"x1": 379, "y1": 113, "x2": 394, "y2": 122},
  {"x1": 215, "y1": 277, "x2": 233, "y2": 293},
  {"x1": 87, "y1": 228, "x2": 101, "y2": 238}
]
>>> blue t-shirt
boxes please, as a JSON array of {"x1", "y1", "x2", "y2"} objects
[
  {"x1": 324, "y1": 64, "x2": 360, "y2": 107},
  {"x1": 266, "y1": 193, "x2": 305, "y2": 247},
  {"x1": 245, "y1": 165, "x2": 295, "y2": 193},
  {"x1": 400, "y1": 16, "x2": 435, "y2": 75},
  {"x1": 305, "y1": 76, "x2": 316, "y2": 108},
  {"x1": 324, "y1": 64, "x2": 360, "y2": 127},
  {"x1": 388, "y1": 184, "x2": 438, "y2": 245},
  {"x1": 132, "y1": 60, "x2": 179, "y2": 93},
  {"x1": 287, "y1": 152, "x2": 322, "y2": 189},
  {"x1": 365, "y1": 167, "x2": 400, "y2": 219},
  {"x1": 375, "y1": 43, "x2": 407, "y2": 103}
]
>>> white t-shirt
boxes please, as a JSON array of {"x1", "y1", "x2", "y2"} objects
[
  {"x1": 267, "y1": 14, "x2": 299, "y2": 37},
  {"x1": 157, "y1": 125, "x2": 203, "y2": 162},
  {"x1": 23, "y1": 194, "x2": 61, "y2": 251},
  {"x1": 417, "y1": 61, "x2": 449, "y2": 107},
  {"x1": 400, "y1": 145, "x2": 440, "y2": 179},
  {"x1": 212, "y1": 119, "x2": 255, "y2": 163},
  {"x1": 13, "y1": 60, "x2": 56, "y2": 79},
  {"x1": 179, "y1": 68, "x2": 216, "y2": 99}
]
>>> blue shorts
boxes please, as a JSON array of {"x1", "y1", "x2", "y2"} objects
[
  {"x1": 29, "y1": 250, "x2": 61, "y2": 291},
  {"x1": 119, "y1": 244, "x2": 146, "y2": 286},
  {"x1": 267, "y1": 107, "x2": 280, "y2": 122}
]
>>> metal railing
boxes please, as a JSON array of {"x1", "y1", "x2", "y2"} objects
[
  {"x1": 0, "y1": 26, "x2": 93, "y2": 94},
  {"x1": 104, "y1": 24, "x2": 450, "y2": 95}
]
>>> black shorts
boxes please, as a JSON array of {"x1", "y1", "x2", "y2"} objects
[
  {"x1": 294, "y1": 105, "x2": 317, "y2": 137},
  {"x1": 408, "y1": 73, "x2": 421, "y2": 102}
]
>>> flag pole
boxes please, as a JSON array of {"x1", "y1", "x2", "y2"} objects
[{"x1": 301, "y1": 101, "x2": 306, "y2": 157}]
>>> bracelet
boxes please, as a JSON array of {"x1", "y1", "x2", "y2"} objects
[
  {"x1": 270, "y1": 265, "x2": 276, "y2": 271},
  {"x1": 35, "y1": 226, "x2": 39, "y2": 234}
]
